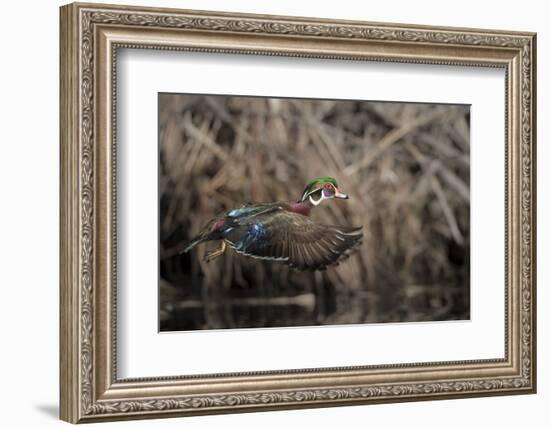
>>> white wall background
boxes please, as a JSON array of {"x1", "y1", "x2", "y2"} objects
[{"x1": 0, "y1": 0, "x2": 545, "y2": 426}]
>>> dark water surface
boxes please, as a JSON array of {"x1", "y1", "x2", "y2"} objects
[{"x1": 160, "y1": 280, "x2": 469, "y2": 332}]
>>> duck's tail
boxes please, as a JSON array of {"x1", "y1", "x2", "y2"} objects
[{"x1": 181, "y1": 234, "x2": 206, "y2": 254}]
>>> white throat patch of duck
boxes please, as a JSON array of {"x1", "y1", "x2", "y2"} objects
[{"x1": 183, "y1": 177, "x2": 363, "y2": 271}]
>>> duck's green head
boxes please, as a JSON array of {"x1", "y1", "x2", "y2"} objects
[{"x1": 299, "y1": 177, "x2": 349, "y2": 206}]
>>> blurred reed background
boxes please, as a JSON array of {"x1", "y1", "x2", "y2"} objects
[{"x1": 159, "y1": 93, "x2": 470, "y2": 332}]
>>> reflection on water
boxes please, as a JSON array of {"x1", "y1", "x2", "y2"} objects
[{"x1": 160, "y1": 282, "x2": 467, "y2": 332}]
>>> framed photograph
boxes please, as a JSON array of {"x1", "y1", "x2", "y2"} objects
[{"x1": 60, "y1": 2, "x2": 537, "y2": 423}]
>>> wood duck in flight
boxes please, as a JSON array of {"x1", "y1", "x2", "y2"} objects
[{"x1": 183, "y1": 177, "x2": 363, "y2": 271}]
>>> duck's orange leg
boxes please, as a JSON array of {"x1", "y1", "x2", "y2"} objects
[{"x1": 204, "y1": 241, "x2": 226, "y2": 263}]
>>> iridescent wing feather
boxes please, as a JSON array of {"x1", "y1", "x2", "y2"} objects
[{"x1": 223, "y1": 208, "x2": 363, "y2": 271}]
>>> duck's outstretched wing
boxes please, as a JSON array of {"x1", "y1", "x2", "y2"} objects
[{"x1": 223, "y1": 209, "x2": 363, "y2": 271}]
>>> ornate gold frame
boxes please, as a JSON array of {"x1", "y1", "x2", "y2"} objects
[{"x1": 60, "y1": 2, "x2": 537, "y2": 423}]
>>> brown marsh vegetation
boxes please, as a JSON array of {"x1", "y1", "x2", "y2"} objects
[{"x1": 159, "y1": 93, "x2": 470, "y2": 331}]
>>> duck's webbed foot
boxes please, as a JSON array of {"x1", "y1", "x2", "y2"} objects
[{"x1": 204, "y1": 241, "x2": 226, "y2": 263}]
